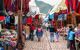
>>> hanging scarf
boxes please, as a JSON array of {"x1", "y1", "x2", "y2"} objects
[
  {"x1": 4, "y1": 0, "x2": 12, "y2": 11},
  {"x1": 65, "y1": 0, "x2": 77, "y2": 14},
  {"x1": 77, "y1": 0, "x2": 80, "y2": 14},
  {"x1": 23, "y1": 0, "x2": 30, "y2": 13}
]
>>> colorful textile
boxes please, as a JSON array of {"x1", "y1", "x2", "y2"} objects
[
  {"x1": 30, "y1": 25, "x2": 35, "y2": 31},
  {"x1": 4, "y1": 0, "x2": 12, "y2": 11},
  {"x1": 35, "y1": 14, "x2": 39, "y2": 19},
  {"x1": 58, "y1": 14, "x2": 64, "y2": 20},
  {"x1": 65, "y1": 0, "x2": 77, "y2": 14},
  {"x1": 23, "y1": 0, "x2": 30, "y2": 13},
  {"x1": 77, "y1": 0, "x2": 80, "y2": 14},
  {"x1": 48, "y1": 14, "x2": 54, "y2": 20},
  {"x1": 4, "y1": 0, "x2": 30, "y2": 12},
  {"x1": 5, "y1": 16, "x2": 10, "y2": 24}
]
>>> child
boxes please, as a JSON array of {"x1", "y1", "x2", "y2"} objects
[
  {"x1": 67, "y1": 26, "x2": 76, "y2": 50},
  {"x1": 36, "y1": 25, "x2": 43, "y2": 42}
]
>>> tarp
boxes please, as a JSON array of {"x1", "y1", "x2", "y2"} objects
[
  {"x1": 29, "y1": 0, "x2": 67, "y2": 14},
  {"x1": 29, "y1": 0, "x2": 53, "y2": 14},
  {"x1": 50, "y1": 0, "x2": 67, "y2": 14}
]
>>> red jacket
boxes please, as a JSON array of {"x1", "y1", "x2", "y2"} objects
[
  {"x1": 30, "y1": 25, "x2": 35, "y2": 31},
  {"x1": 26, "y1": 16, "x2": 32, "y2": 25}
]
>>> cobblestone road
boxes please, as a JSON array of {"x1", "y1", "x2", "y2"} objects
[{"x1": 23, "y1": 31, "x2": 69, "y2": 50}]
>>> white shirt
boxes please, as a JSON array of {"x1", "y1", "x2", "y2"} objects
[{"x1": 15, "y1": 16, "x2": 18, "y2": 25}]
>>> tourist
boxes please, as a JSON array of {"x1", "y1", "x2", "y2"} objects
[{"x1": 49, "y1": 24, "x2": 54, "y2": 42}]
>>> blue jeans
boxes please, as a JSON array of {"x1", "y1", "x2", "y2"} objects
[{"x1": 50, "y1": 32, "x2": 54, "y2": 42}]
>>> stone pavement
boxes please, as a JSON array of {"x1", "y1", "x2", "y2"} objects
[{"x1": 23, "y1": 31, "x2": 69, "y2": 50}]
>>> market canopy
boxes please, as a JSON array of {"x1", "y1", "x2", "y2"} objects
[
  {"x1": 29, "y1": 0, "x2": 67, "y2": 14},
  {"x1": 50, "y1": 0, "x2": 67, "y2": 14},
  {"x1": 28, "y1": 0, "x2": 53, "y2": 14}
]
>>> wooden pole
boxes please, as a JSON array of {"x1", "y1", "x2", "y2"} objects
[{"x1": 17, "y1": 0, "x2": 23, "y2": 49}]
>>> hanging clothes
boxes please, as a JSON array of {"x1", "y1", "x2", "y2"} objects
[
  {"x1": 5, "y1": 16, "x2": 10, "y2": 24},
  {"x1": 65, "y1": 0, "x2": 77, "y2": 14},
  {"x1": 35, "y1": 14, "x2": 39, "y2": 19},
  {"x1": 48, "y1": 14, "x2": 54, "y2": 21},
  {"x1": 4, "y1": 0, "x2": 12, "y2": 11},
  {"x1": 23, "y1": 0, "x2": 30, "y2": 13},
  {"x1": 77, "y1": 0, "x2": 80, "y2": 14},
  {"x1": 10, "y1": 15, "x2": 15, "y2": 25},
  {"x1": 58, "y1": 14, "x2": 65, "y2": 20},
  {"x1": 15, "y1": 16, "x2": 18, "y2": 25},
  {"x1": 48, "y1": 14, "x2": 54, "y2": 20},
  {"x1": 10, "y1": 0, "x2": 16, "y2": 11},
  {"x1": 13, "y1": 0, "x2": 21, "y2": 12},
  {"x1": 5, "y1": 16, "x2": 10, "y2": 29}
]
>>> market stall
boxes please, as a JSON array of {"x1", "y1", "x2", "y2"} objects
[{"x1": 0, "y1": 29, "x2": 17, "y2": 50}]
